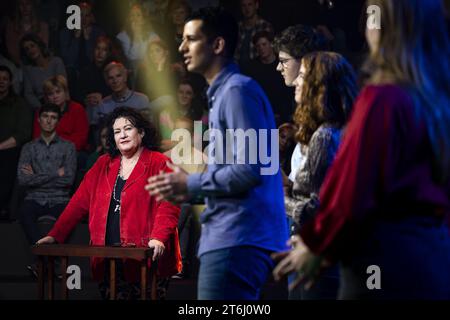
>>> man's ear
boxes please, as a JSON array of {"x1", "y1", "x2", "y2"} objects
[{"x1": 212, "y1": 37, "x2": 226, "y2": 56}]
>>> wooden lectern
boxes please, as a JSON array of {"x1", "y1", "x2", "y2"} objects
[{"x1": 31, "y1": 244, "x2": 157, "y2": 300}]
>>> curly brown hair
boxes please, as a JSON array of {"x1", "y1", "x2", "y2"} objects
[{"x1": 294, "y1": 51, "x2": 358, "y2": 145}]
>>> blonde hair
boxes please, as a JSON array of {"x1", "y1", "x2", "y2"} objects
[
  {"x1": 365, "y1": 0, "x2": 450, "y2": 181},
  {"x1": 43, "y1": 75, "x2": 70, "y2": 101}
]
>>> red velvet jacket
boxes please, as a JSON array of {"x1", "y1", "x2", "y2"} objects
[
  {"x1": 33, "y1": 101, "x2": 89, "y2": 151},
  {"x1": 300, "y1": 85, "x2": 450, "y2": 261},
  {"x1": 48, "y1": 148, "x2": 182, "y2": 281}
]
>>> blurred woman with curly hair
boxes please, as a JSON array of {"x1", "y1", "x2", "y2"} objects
[{"x1": 282, "y1": 51, "x2": 358, "y2": 299}]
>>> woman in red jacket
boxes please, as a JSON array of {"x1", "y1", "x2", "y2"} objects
[
  {"x1": 33, "y1": 75, "x2": 89, "y2": 152},
  {"x1": 37, "y1": 107, "x2": 182, "y2": 300},
  {"x1": 273, "y1": 0, "x2": 450, "y2": 299}
]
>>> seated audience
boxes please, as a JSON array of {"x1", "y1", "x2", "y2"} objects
[
  {"x1": 32, "y1": 75, "x2": 89, "y2": 152},
  {"x1": 116, "y1": 3, "x2": 161, "y2": 79},
  {"x1": 20, "y1": 33, "x2": 66, "y2": 110},
  {"x1": 135, "y1": 39, "x2": 177, "y2": 111},
  {"x1": 59, "y1": 1, "x2": 105, "y2": 94},
  {"x1": 3, "y1": 0, "x2": 49, "y2": 66},
  {"x1": 75, "y1": 36, "x2": 115, "y2": 125},
  {"x1": 235, "y1": 0, "x2": 274, "y2": 68},
  {"x1": 17, "y1": 103, "x2": 76, "y2": 275}
]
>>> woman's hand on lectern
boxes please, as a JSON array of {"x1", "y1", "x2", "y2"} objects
[{"x1": 36, "y1": 236, "x2": 56, "y2": 245}]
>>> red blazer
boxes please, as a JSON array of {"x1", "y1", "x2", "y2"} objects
[
  {"x1": 33, "y1": 101, "x2": 89, "y2": 151},
  {"x1": 48, "y1": 148, "x2": 182, "y2": 281}
]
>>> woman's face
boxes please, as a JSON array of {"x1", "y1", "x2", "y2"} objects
[
  {"x1": 177, "y1": 83, "x2": 194, "y2": 108},
  {"x1": 23, "y1": 40, "x2": 42, "y2": 61},
  {"x1": 19, "y1": 0, "x2": 33, "y2": 17},
  {"x1": 46, "y1": 86, "x2": 66, "y2": 107},
  {"x1": 129, "y1": 6, "x2": 144, "y2": 27},
  {"x1": 94, "y1": 41, "x2": 110, "y2": 65},
  {"x1": 172, "y1": 6, "x2": 188, "y2": 26},
  {"x1": 0, "y1": 71, "x2": 11, "y2": 95},
  {"x1": 149, "y1": 43, "x2": 168, "y2": 65},
  {"x1": 113, "y1": 117, "x2": 143, "y2": 155},
  {"x1": 292, "y1": 62, "x2": 306, "y2": 104}
]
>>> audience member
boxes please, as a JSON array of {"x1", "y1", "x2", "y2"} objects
[
  {"x1": 235, "y1": 0, "x2": 273, "y2": 68},
  {"x1": 135, "y1": 39, "x2": 176, "y2": 110},
  {"x1": 0, "y1": 65, "x2": 32, "y2": 219},
  {"x1": 17, "y1": 102, "x2": 76, "y2": 276},
  {"x1": 3, "y1": 0, "x2": 49, "y2": 66},
  {"x1": 20, "y1": 33, "x2": 66, "y2": 110},
  {"x1": 32, "y1": 75, "x2": 89, "y2": 152},
  {"x1": 241, "y1": 31, "x2": 295, "y2": 126},
  {"x1": 164, "y1": 116, "x2": 207, "y2": 279},
  {"x1": 76, "y1": 36, "x2": 115, "y2": 124},
  {"x1": 0, "y1": 54, "x2": 22, "y2": 94},
  {"x1": 59, "y1": 1, "x2": 105, "y2": 93},
  {"x1": 116, "y1": 3, "x2": 161, "y2": 77},
  {"x1": 95, "y1": 61, "x2": 150, "y2": 125},
  {"x1": 158, "y1": 78, "x2": 205, "y2": 151}
]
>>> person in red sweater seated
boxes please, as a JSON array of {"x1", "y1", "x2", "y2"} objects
[
  {"x1": 32, "y1": 75, "x2": 89, "y2": 152},
  {"x1": 37, "y1": 107, "x2": 182, "y2": 300}
]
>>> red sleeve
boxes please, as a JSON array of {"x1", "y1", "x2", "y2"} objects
[
  {"x1": 300, "y1": 85, "x2": 413, "y2": 260},
  {"x1": 68, "y1": 101, "x2": 89, "y2": 151},
  {"x1": 150, "y1": 156, "x2": 181, "y2": 244}
]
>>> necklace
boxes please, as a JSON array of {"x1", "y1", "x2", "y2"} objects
[{"x1": 112, "y1": 174, "x2": 122, "y2": 214}]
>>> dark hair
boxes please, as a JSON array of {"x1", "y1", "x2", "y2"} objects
[
  {"x1": 39, "y1": 103, "x2": 61, "y2": 119},
  {"x1": 20, "y1": 33, "x2": 50, "y2": 65},
  {"x1": 0, "y1": 65, "x2": 13, "y2": 82},
  {"x1": 105, "y1": 107, "x2": 160, "y2": 157},
  {"x1": 177, "y1": 77, "x2": 206, "y2": 121},
  {"x1": 294, "y1": 52, "x2": 357, "y2": 145},
  {"x1": 186, "y1": 7, "x2": 238, "y2": 59},
  {"x1": 252, "y1": 30, "x2": 274, "y2": 45},
  {"x1": 274, "y1": 25, "x2": 328, "y2": 60}
]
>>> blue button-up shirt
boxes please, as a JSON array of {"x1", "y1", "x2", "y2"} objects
[{"x1": 187, "y1": 63, "x2": 288, "y2": 257}]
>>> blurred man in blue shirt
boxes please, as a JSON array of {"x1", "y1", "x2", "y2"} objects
[{"x1": 146, "y1": 7, "x2": 288, "y2": 300}]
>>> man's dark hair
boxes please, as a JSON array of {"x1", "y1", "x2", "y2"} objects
[
  {"x1": 274, "y1": 25, "x2": 329, "y2": 60},
  {"x1": 252, "y1": 30, "x2": 274, "y2": 45},
  {"x1": 105, "y1": 106, "x2": 160, "y2": 157},
  {"x1": 186, "y1": 7, "x2": 238, "y2": 59},
  {"x1": 39, "y1": 103, "x2": 61, "y2": 119},
  {"x1": 0, "y1": 65, "x2": 13, "y2": 82}
]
